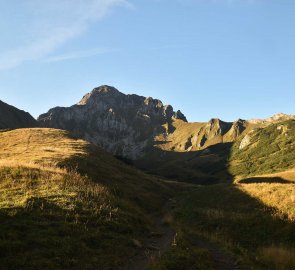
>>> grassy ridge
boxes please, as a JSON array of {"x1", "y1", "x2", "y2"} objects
[{"x1": 0, "y1": 128, "x2": 173, "y2": 269}]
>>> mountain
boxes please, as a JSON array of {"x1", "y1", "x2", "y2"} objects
[
  {"x1": 38, "y1": 85, "x2": 295, "y2": 184},
  {"x1": 38, "y1": 85, "x2": 186, "y2": 159},
  {"x1": 0, "y1": 100, "x2": 37, "y2": 129},
  {"x1": 1, "y1": 93, "x2": 294, "y2": 269}
]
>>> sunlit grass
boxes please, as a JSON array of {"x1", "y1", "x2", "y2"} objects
[{"x1": 238, "y1": 183, "x2": 295, "y2": 221}]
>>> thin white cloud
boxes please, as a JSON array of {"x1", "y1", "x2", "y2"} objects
[
  {"x1": 0, "y1": 0, "x2": 131, "y2": 71},
  {"x1": 45, "y1": 48, "x2": 116, "y2": 63},
  {"x1": 173, "y1": 0, "x2": 257, "y2": 4}
]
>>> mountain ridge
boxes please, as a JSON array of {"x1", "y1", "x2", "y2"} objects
[
  {"x1": 0, "y1": 100, "x2": 37, "y2": 129},
  {"x1": 38, "y1": 85, "x2": 294, "y2": 159}
]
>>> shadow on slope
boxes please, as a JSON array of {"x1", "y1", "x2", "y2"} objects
[
  {"x1": 0, "y1": 128, "x2": 177, "y2": 270},
  {"x1": 136, "y1": 121, "x2": 295, "y2": 185},
  {"x1": 153, "y1": 183, "x2": 295, "y2": 269},
  {"x1": 239, "y1": 176, "x2": 295, "y2": 184},
  {"x1": 57, "y1": 142, "x2": 174, "y2": 213},
  {"x1": 136, "y1": 143, "x2": 234, "y2": 185},
  {"x1": 0, "y1": 199, "x2": 143, "y2": 270}
]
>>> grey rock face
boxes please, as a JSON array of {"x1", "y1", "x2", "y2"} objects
[
  {"x1": 173, "y1": 110, "x2": 187, "y2": 122},
  {"x1": 239, "y1": 134, "x2": 251, "y2": 150},
  {"x1": 0, "y1": 100, "x2": 37, "y2": 129},
  {"x1": 38, "y1": 85, "x2": 187, "y2": 159}
]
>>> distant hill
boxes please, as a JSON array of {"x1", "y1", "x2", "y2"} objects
[{"x1": 0, "y1": 100, "x2": 37, "y2": 129}]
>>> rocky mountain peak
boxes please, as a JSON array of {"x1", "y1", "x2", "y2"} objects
[
  {"x1": 78, "y1": 85, "x2": 122, "y2": 106},
  {"x1": 206, "y1": 118, "x2": 232, "y2": 136},
  {"x1": 39, "y1": 85, "x2": 187, "y2": 159},
  {"x1": 93, "y1": 85, "x2": 119, "y2": 94},
  {"x1": 144, "y1": 97, "x2": 163, "y2": 108},
  {"x1": 235, "y1": 118, "x2": 246, "y2": 124},
  {"x1": 173, "y1": 110, "x2": 187, "y2": 122}
]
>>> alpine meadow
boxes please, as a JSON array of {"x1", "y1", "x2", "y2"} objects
[{"x1": 0, "y1": 1, "x2": 294, "y2": 270}]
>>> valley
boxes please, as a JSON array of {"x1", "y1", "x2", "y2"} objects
[{"x1": 0, "y1": 86, "x2": 294, "y2": 269}]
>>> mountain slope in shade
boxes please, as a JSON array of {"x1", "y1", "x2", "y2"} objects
[
  {"x1": 0, "y1": 100, "x2": 37, "y2": 129},
  {"x1": 0, "y1": 128, "x2": 173, "y2": 269}
]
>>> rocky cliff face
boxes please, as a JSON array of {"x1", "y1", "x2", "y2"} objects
[
  {"x1": 0, "y1": 100, "x2": 37, "y2": 129},
  {"x1": 38, "y1": 85, "x2": 187, "y2": 159}
]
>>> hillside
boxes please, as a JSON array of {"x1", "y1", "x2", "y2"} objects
[
  {"x1": 0, "y1": 100, "x2": 37, "y2": 129},
  {"x1": 0, "y1": 128, "x2": 174, "y2": 270},
  {"x1": 0, "y1": 112, "x2": 294, "y2": 269},
  {"x1": 229, "y1": 119, "x2": 295, "y2": 180},
  {"x1": 137, "y1": 119, "x2": 295, "y2": 184}
]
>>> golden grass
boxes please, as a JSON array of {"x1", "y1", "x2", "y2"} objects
[
  {"x1": 257, "y1": 169, "x2": 295, "y2": 182},
  {"x1": 0, "y1": 128, "x2": 89, "y2": 165},
  {"x1": 0, "y1": 165, "x2": 109, "y2": 211},
  {"x1": 154, "y1": 120, "x2": 205, "y2": 152},
  {"x1": 238, "y1": 183, "x2": 295, "y2": 221}
]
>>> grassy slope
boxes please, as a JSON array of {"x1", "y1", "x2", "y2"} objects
[
  {"x1": 229, "y1": 120, "x2": 295, "y2": 179},
  {"x1": 156, "y1": 121, "x2": 205, "y2": 152},
  {"x1": 146, "y1": 121, "x2": 295, "y2": 269},
  {"x1": 0, "y1": 128, "x2": 173, "y2": 270},
  {"x1": 138, "y1": 119, "x2": 295, "y2": 185},
  {"x1": 1, "y1": 126, "x2": 295, "y2": 270},
  {"x1": 153, "y1": 183, "x2": 295, "y2": 270},
  {"x1": 137, "y1": 119, "x2": 241, "y2": 184}
]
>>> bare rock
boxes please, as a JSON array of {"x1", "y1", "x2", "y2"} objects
[
  {"x1": 38, "y1": 85, "x2": 187, "y2": 159},
  {"x1": 239, "y1": 134, "x2": 251, "y2": 150}
]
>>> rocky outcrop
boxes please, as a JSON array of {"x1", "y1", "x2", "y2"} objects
[
  {"x1": 38, "y1": 85, "x2": 187, "y2": 159},
  {"x1": 0, "y1": 100, "x2": 37, "y2": 129},
  {"x1": 196, "y1": 118, "x2": 232, "y2": 147},
  {"x1": 248, "y1": 113, "x2": 295, "y2": 125},
  {"x1": 224, "y1": 119, "x2": 247, "y2": 141},
  {"x1": 173, "y1": 110, "x2": 187, "y2": 122},
  {"x1": 239, "y1": 134, "x2": 251, "y2": 150}
]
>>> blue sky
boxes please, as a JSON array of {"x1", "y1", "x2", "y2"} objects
[{"x1": 0, "y1": 0, "x2": 294, "y2": 122}]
